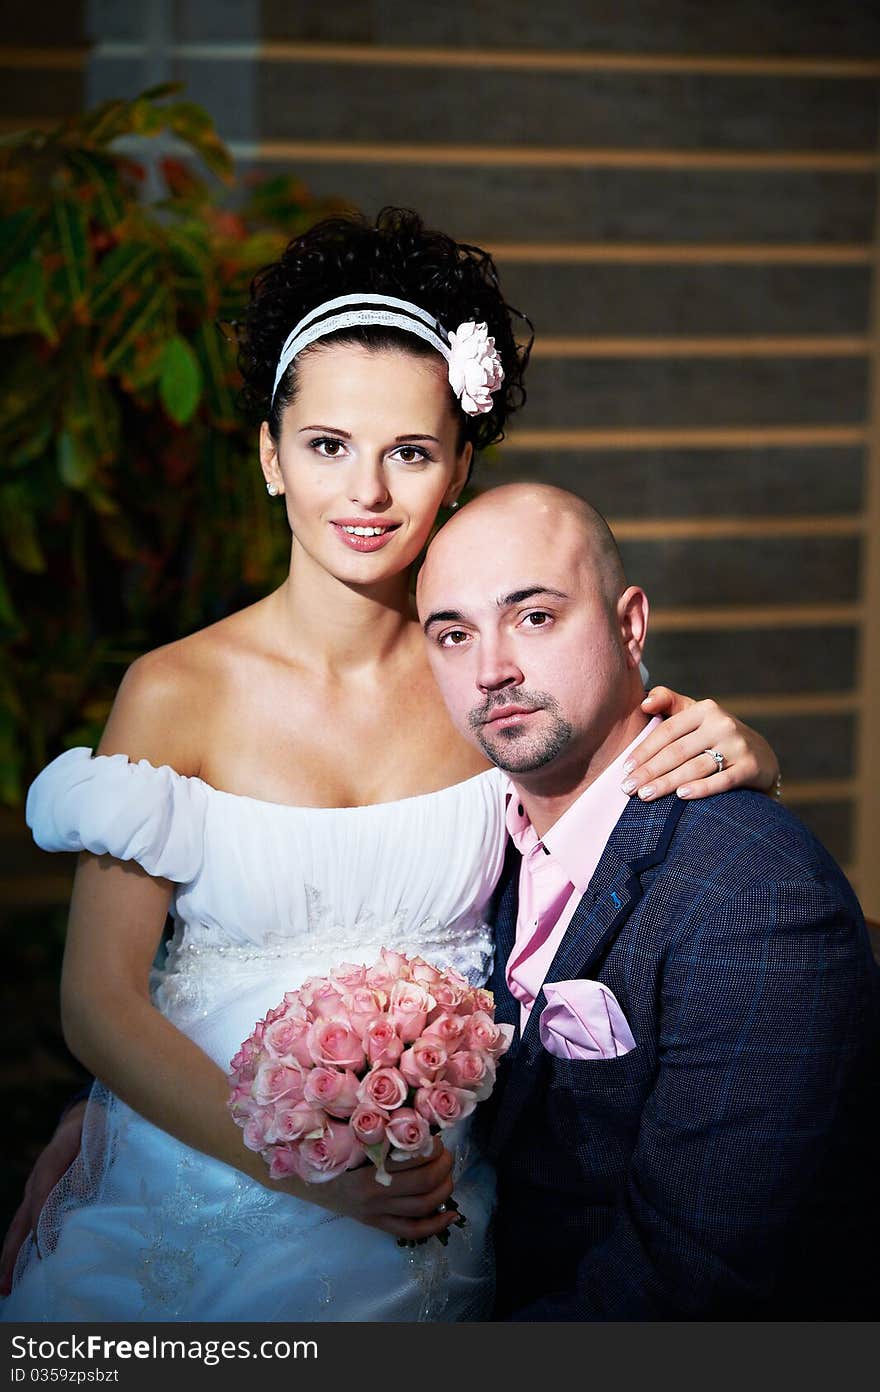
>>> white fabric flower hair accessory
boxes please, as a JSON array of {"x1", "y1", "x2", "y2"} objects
[
  {"x1": 270, "y1": 294, "x2": 505, "y2": 417},
  {"x1": 446, "y1": 322, "x2": 505, "y2": 416}
]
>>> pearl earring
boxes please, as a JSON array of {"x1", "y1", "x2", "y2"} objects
[{"x1": 266, "y1": 482, "x2": 279, "y2": 497}]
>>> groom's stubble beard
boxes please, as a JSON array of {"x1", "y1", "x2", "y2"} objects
[{"x1": 468, "y1": 688, "x2": 574, "y2": 773}]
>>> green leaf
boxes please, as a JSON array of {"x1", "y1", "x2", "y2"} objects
[
  {"x1": 197, "y1": 321, "x2": 235, "y2": 421},
  {"x1": 66, "y1": 149, "x2": 127, "y2": 228},
  {"x1": 57, "y1": 430, "x2": 96, "y2": 488},
  {"x1": 0, "y1": 259, "x2": 57, "y2": 342},
  {"x1": 53, "y1": 199, "x2": 89, "y2": 306},
  {"x1": 0, "y1": 209, "x2": 41, "y2": 276},
  {"x1": 100, "y1": 283, "x2": 167, "y2": 373},
  {"x1": 0, "y1": 558, "x2": 20, "y2": 639},
  {"x1": 138, "y1": 82, "x2": 183, "y2": 103},
  {"x1": 90, "y1": 241, "x2": 156, "y2": 316},
  {"x1": 159, "y1": 335, "x2": 203, "y2": 424},
  {"x1": 164, "y1": 102, "x2": 233, "y2": 182},
  {"x1": 0, "y1": 483, "x2": 45, "y2": 572}
]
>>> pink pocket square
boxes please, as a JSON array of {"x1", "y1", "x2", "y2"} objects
[{"x1": 539, "y1": 979, "x2": 637, "y2": 1060}]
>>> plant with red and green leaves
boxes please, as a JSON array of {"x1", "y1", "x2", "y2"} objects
[{"x1": 0, "y1": 86, "x2": 342, "y2": 801}]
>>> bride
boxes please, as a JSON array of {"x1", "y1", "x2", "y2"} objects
[{"x1": 1, "y1": 208, "x2": 779, "y2": 1322}]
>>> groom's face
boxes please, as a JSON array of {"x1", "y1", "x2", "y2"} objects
[{"x1": 418, "y1": 493, "x2": 642, "y2": 781}]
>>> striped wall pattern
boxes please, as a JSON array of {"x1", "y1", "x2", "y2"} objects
[{"x1": 2, "y1": 2, "x2": 880, "y2": 912}]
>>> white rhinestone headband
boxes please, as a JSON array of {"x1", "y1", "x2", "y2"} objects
[{"x1": 270, "y1": 292, "x2": 504, "y2": 417}]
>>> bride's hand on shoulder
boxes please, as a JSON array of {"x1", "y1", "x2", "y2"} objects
[
  {"x1": 273, "y1": 1137, "x2": 459, "y2": 1243},
  {"x1": 622, "y1": 686, "x2": 780, "y2": 802}
]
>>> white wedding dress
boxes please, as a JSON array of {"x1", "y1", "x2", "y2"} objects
[{"x1": 2, "y1": 748, "x2": 508, "y2": 1323}]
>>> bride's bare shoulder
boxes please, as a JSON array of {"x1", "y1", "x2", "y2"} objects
[{"x1": 96, "y1": 600, "x2": 269, "y2": 777}]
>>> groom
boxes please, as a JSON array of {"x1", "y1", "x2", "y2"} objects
[{"x1": 417, "y1": 483, "x2": 879, "y2": 1321}]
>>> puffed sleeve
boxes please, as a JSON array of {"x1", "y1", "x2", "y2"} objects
[{"x1": 25, "y1": 746, "x2": 209, "y2": 883}]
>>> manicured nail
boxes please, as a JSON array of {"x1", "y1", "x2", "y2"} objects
[
  {"x1": 622, "y1": 758, "x2": 635, "y2": 774},
  {"x1": 638, "y1": 784, "x2": 656, "y2": 800},
  {"x1": 676, "y1": 785, "x2": 693, "y2": 799},
  {"x1": 621, "y1": 778, "x2": 637, "y2": 794}
]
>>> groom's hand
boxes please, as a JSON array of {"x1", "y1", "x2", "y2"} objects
[
  {"x1": 288, "y1": 1136, "x2": 458, "y2": 1241},
  {"x1": 0, "y1": 1100, "x2": 88, "y2": 1295}
]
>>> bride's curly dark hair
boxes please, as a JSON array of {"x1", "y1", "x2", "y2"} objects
[{"x1": 237, "y1": 207, "x2": 532, "y2": 453}]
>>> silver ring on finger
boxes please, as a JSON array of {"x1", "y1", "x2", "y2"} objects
[
  {"x1": 703, "y1": 748, "x2": 725, "y2": 773},
  {"x1": 435, "y1": 1202, "x2": 449, "y2": 1213}
]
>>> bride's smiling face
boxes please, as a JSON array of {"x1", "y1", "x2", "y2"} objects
[{"x1": 260, "y1": 342, "x2": 472, "y2": 586}]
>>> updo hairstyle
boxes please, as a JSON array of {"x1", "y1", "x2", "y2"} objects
[{"x1": 237, "y1": 206, "x2": 531, "y2": 453}]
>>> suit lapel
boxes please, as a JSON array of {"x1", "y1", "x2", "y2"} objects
[
  {"x1": 487, "y1": 793, "x2": 686, "y2": 1159},
  {"x1": 489, "y1": 837, "x2": 521, "y2": 1034}
]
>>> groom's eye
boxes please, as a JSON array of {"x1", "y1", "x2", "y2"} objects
[
  {"x1": 521, "y1": 611, "x2": 552, "y2": 628},
  {"x1": 438, "y1": 629, "x2": 470, "y2": 647}
]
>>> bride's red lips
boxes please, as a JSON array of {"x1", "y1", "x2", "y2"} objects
[{"x1": 329, "y1": 519, "x2": 402, "y2": 553}]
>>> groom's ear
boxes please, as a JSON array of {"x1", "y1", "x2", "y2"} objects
[{"x1": 618, "y1": 586, "x2": 649, "y2": 669}]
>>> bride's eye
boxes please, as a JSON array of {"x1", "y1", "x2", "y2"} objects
[
  {"x1": 310, "y1": 437, "x2": 346, "y2": 458},
  {"x1": 390, "y1": 444, "x2": 430, "y2": 465}
]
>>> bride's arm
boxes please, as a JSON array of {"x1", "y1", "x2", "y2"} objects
[
  {"x1": 52, "y1": 650, "x2": 456, "y2": 1245},
  {"x1": 621, "y1": 686, "x2": 780, "y2": 801},
  {"x1": 60, "y1": 849, "x2": 456, "y2": 1242}
]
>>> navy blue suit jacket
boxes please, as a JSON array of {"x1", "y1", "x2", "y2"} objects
[{"x1": 483, "y1": 789, "x2": 880, "y2": 1320}]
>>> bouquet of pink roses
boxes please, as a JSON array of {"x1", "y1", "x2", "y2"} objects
[{"x1": 227, "y1": 949, "x2": 513, "y2": 1202}]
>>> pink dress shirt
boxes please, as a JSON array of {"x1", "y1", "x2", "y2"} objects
[{"x1": 505, "y1": 717, "x2": 661, "y2": 1033}]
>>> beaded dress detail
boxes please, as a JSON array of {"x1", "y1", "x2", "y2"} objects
[{"x1": 2, "y1": 748, "x2": 508, "y2": 1322}]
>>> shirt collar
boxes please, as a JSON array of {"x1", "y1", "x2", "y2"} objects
[{"x1": 504, "y1": 716, "x2": 661, "y2": 892}]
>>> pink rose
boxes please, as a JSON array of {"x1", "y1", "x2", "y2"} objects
[
  {"x1": 330, "y1": 961, "x2": 368, "y2": 992},
  {"x1": 409, "y1": 957, "x2": 443, "y2": 987},
  {"x1": 307, "y1": 1016, "x2": 366, "y2": 1071},
  {"x1": 357, "y1": 1066, "x2": 408, "y2": 1111},
  {"x1": 308, "y1": 981, "x2": 349, "y2": 1021},
  {"x1": 389, "y1": 980, "x2": 436, "y2": 1043},
  {"x1": 444, "y1": 1048, "x2": 496, "y2": 1099},
  {"x1": 423, "y1": 1011, "x2": 468, "y2": 1050},
  {"x1": 465, "y1": 1010, "x2": 514, "y2": 1058},
  {"x1": 379, "y1": 948, "x2": 411, "y2": 979},
  {"x1": 385, "y1": 1107, "x2": 434, "y2": 1160},
  {"x1": 341, "y1": 988, "x2": 386, "y2": 1036},
  {"x1": 294, "y1": 1120, "x2": 364, "y2": 1184},
  {"x1": 427, "y1": 981, "x2": 467, "y2": 1017},
  {"x1": 252, "y1": 1060, "x2": 305, "y2": 1106},
  {"x1": 469, "y1": 988, "x2": 495, "y2": 1015},
  {"x1": 364, "y1": 962, "x2": 396, "y2": 993},
  {"x1": 282, "y1": 988, "x2": 307, "y2": 1016},
  {"x1": 350, "y1": 1104, "x2": 390, "y2": 1147},
  {"x1": 414, "y1": 1084, "x2": 477, "y2": 1129},
  {"x1": 303, "y1": 1066, "x2": 361, "y2": 1118},
  {"x1": 399, "y1": 1038, "x2": 448, "y2": 1088},
  {"x1": 264, "y1": 1101, "x2": 326, "y2": 1145},
  {"x1": 242, "y1": 1109, "x2": 272, "y2": 1152},
  {"x1": 267, "y1": 1145, "x2": 301, "y2": 1180},
  {"x1": 364, "y1": 1018, "x2": 404, "y2": 1067},
  {"x1": 263, "y1": 1015, "x2": 314, "y2": 1067},
  {"x1": 228, "y1": 1080, "x2": 254, "y2": 1107}
]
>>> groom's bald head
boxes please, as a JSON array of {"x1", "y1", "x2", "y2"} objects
[{"x1": 418, "y1": 483, "x2": 627, "y2": 613}]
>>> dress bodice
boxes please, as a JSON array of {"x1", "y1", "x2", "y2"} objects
[{"x1": 27, "y1": 748, "x2": 509, "y2": 1065}]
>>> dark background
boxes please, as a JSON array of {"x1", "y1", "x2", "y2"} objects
[{"x1": 2, "y1": 0, "x2": 879, "y2": 1233}]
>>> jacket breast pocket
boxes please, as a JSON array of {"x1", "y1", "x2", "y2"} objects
[{"x1": 545, "y1": 1048, "x2": 649, "y2": 1186}]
